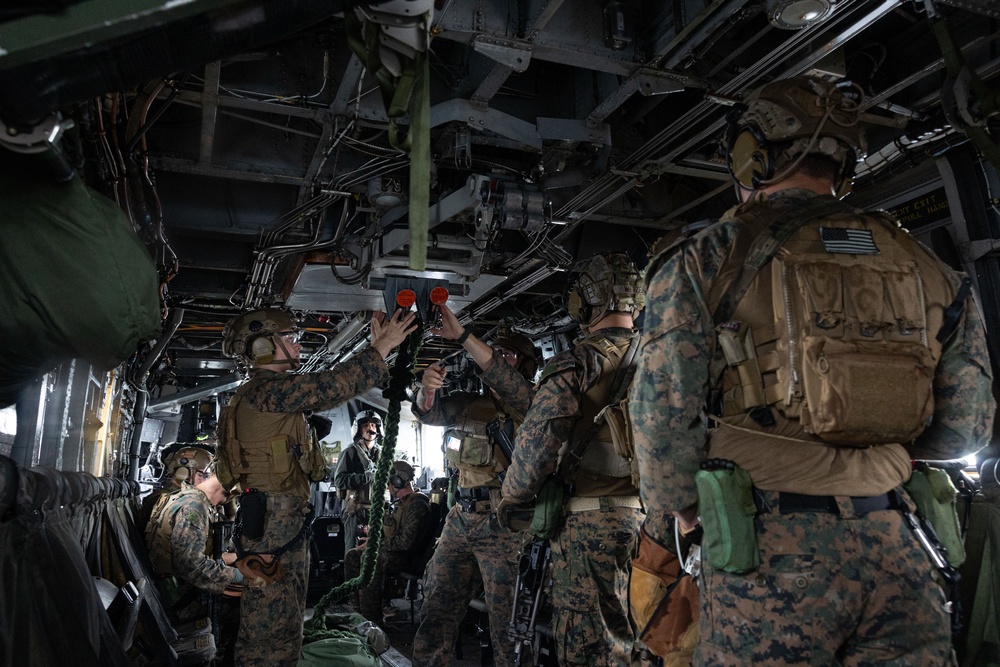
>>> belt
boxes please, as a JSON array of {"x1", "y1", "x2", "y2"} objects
[
  {"x1": 565, "y1": 496, "x2": 643, "y2": 513},
  {"x1": 768, "y1": 491, "x2": 900, "y2": 515},
  {"x1": 457, "y1": 498, "x2": 493, "y2": 514},
  {"x1": 456, "y1": 486, "x2": 494, "y2": 501}
]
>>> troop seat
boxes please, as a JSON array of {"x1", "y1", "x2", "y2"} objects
[{"x1": 0, "y1": 455, "x2": 216, "y2": 666}]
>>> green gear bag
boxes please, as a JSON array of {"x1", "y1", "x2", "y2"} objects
[
  {"x1": 298, "y1": 634, "x2": 379, "y2": 667},
  {"x1": 905, "y1": 465, "x2": 966, "y2": 567},
  {"x1": 695, "y1": 467, "x2": 760, "y2": 574},
  {"x1": 0, "y1": 151, "x2": 160, "y2": 406}
]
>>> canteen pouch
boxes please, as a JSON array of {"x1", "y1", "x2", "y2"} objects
[
  {"x1": 694, "y1": 467, "x2": 759, "y2": 574},
  {"x1": 238, "y1": 490, "x2": 267, "y2": 540},
  {"x1": 904, "y1": 465, "x2": 966, "y2": 567},
  {"x1": 529, "y1": 478, "x2": 564, "y2": 539}
]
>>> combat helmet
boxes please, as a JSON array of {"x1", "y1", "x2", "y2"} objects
[
  {"x1": 221, "y1": 308, "x2": 299, "y2": 365},
  {"x1": 567, "y1": 253, "x2": 645, "y2": 329},
  {"x1": 492, "y1": 331, "x2": 543, "y2": 380},
  {"x1": 725, "y1": 76, "x2": 865, "y2": 193},
  {"x1": 159, "y1": 442, "x2": 215, "y2": 486}
]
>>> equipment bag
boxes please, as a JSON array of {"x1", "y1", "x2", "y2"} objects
[
  {"x1": 0, "y1": 151, "x2": 160, "y2": 406},
  {"x1": 298, "y1": 634, "x2": 379, "y2": 667},
  {"x1": 695, "y1": 466, "x2": 760, "y2": 574}
]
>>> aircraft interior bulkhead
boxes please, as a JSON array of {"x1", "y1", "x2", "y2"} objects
[{"x1": 1, "y1": 0, "x2": 1000, "y2": 665}]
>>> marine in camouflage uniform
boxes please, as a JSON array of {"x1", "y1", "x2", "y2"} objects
[
  {"x1": 496, "y1": 256, "x2": 646, "y2": 667},
  {"x1": 147, "y1": 473, "x2": 241, "y2": 618},
  {"x1": 138, "y1": 442, "x2": 214, "y2": 536},
  {"x1": 630, "y1": 77, "x2": 995, "y2": 666},
  {"x1": 344, "y1": 460, "x2": 433, "y2": 626},
  {"x1": 219, "y1": 308, "x2": 415, "y2": 667},
  {"x1": 411, "y1": 306, "x2": 537, "y2": 667}
]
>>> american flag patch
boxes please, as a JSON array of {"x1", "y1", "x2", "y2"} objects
[{"x1": 820, "y1": 227, "x2": 879, "y2": 255}]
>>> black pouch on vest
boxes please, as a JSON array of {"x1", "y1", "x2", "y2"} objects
[{"x1": 238, "y1": 490, "x2": 267, "y2": 540}]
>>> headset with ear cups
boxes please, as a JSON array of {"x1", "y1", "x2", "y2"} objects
[
  {"x1": 389, "y1": 472, "x2": 407, "y2": 489},
  {"x1": 250, "y1": 334, "x2": 277, "y2": 364},
  {"x1": 725, "y1": 103, "x2": 777, "y2": 191}
]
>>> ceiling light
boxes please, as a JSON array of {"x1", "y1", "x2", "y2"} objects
[{"x1": 767, "y1": 0, "x2": 833, "y2": 29}]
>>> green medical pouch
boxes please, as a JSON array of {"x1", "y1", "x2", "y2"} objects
[
  {"x1": 904, "y1": 465, "x2": 965, "y2": 567},
  {"x1": 695, "y1": 467, "x2": 760, "y2": 574},
  {"x1": 530, "y1": 478, "x2": 564, "y2": 540}
]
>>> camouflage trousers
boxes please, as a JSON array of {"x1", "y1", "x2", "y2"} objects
[
  {"x1": 550, "y1": 505, "x2": 641, "y2": 667},
  {"x1": 695, "y1": 492, "x2": 955, "y2": 666},
  {"x1": 343, "y1": 545, "x2": 410, "y2": 626},
  {"x1": 234, "y1": 493, "x2": 311, "y2": 667},
  {"x1": 412, "y1": 504, "x2": 524, "y2": 667}
]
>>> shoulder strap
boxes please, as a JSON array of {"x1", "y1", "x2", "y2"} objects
[
  {"x1": 937, "y1": 277, "x2": 972, "y2": 344},
  {"x1": 714, "y1": 196, "x2": 850, "y2": 323},
  {"x1": 556, "y1": 334, "x2": 640, "y2": 483}
]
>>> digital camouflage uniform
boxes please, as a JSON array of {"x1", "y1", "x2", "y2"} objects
[
  {"x1": 147, "y1": 486, "x2": 238, "y2": 615},
  {"x1": 500, "y1": 330, "x2": 642, "y2": 667},
  {"x1": 138, "y1": 444, "x2": 214, "y2": 535},
  {"x1": 335, "y1": 437, "x2": 379, "y2": 560},
  {"x1": 218, "y1": 346, "x2": 389, "y2": 667},
  {"x1": 343, "y1": 490, "x2": 432, "y2": 625},
  {"x1": 412, "y1": 351, "x2": 533, "y2": 667},
  {"x1": 631, "y1": 189, "x2": 995, "y2": 666}
]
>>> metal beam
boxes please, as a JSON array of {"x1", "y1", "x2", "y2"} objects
[{"x1": 148, "y1": 374, "x2": 243, "y2": 413}]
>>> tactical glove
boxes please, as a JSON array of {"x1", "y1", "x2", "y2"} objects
[{"x1": 235, "y1": 553, "x2": 284, "y2": 587}]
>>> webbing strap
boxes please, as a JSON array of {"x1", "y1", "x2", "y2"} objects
[
  {"x1": 556, "y1": 335, "x2": 640, "y2": 483},
  {"x1": 344, "y1": 9, "x2": 432, "y2": 271},
  {"x1": 408, "y1": 54, "x2": 431, "y2": 271},
  {"x1": 936, "y1": 277, "x2": 972, "y2": 344}
]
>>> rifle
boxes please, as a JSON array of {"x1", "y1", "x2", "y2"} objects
[
  {"x1": 486, "y1": 417, "x2": 516, "y2": 468},
  {"x1": 508, "y1": 537, "x2": 551, "y2": 667}
]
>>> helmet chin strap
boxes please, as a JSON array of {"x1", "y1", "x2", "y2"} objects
[{"x1": 271, "y1": 336, "x2": 301, "y2": 371}]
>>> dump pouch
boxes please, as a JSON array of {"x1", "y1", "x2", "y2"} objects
[
  {"x1": 529, "y1": 478, "x2": 565, "y2": 539},
  {"x1": 238, "y1": 490, "x2": 267, "y2": 540},
  {"x1": 904, "y1": 466, "x2": 966, "y2": 567},
  {"x1": 695, "y1": 467, "x2": 760, "y2": 573},
  {"x1": 630, "y1": 527, "x2": 699, "y2": 661}
]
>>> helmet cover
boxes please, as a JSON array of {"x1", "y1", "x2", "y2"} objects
[
  {"x1": 222, "y1": 308, "x2": 298, "y2": 363},
  {"x1": 566, "y1": 253, "x2": 645, "y2": 327}
]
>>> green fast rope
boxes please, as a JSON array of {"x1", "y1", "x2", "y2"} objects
[{"x1": 304, "y1": 328, "x2": 424, "y2": 640}]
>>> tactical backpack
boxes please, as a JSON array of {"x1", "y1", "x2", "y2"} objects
[{"x1": 709, "y1": 195, "x2": 961, "y2": 446}]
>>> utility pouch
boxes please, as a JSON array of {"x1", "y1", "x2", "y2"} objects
[
  {"x1": 596, "y1": 398, "x2": 639, "y2": 488},
  {"x1": 695, "y1": 467, "x2": 759, "y2": 574},
  {"x1": 238, "y1": 490, "x2": 267, "y2": 540},
  {"x1": 800, "y1": 336, "x2": 934, "y2": 446},
  {"x1": 904, "y1": 466, "x2": 965, "y2": 567},
  {"x1": 529, "y1": 478, "x2": 564, "y2": 540}
]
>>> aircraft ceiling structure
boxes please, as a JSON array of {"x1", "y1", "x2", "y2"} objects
[{"x1": 2, "y1": 0, "x2": 1000, "y2": 409}]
